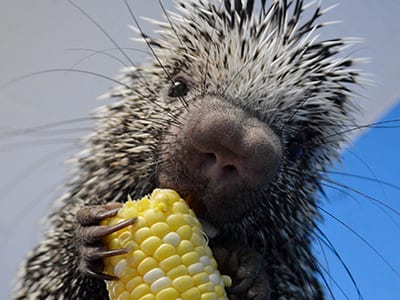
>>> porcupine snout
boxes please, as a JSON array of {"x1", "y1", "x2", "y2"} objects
[
  {"x1": 159, "y1": 96, "x2": 282, "y2": 220},
  {"x1": 186, "y1": 98, "x2": 282, "y2": 188}
]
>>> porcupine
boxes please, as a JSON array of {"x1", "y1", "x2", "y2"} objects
[{"x1": 13, "y1": 0, "x2": 361, "y2": 299}]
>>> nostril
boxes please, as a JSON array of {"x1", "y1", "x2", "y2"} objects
[
  {"x1": 222, "y1": 165, "x2": 237, "y2": 176},
  {"x1": 203, "y1": 153, "x2": 217, "y2": 165},
  {"x1": 200, "y1": 152, "x2": 239, "y2": 182}
]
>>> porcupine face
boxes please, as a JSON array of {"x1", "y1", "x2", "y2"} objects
[{"x1": 110, "y1": 0, "x2": 359, "y2": 235}]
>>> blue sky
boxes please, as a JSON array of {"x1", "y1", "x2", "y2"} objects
[{"x1": 318, "y1": 101, "x2": 400, "y2": 299}]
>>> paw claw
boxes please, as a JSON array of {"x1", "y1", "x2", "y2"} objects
[
  {"x1": 97, "y1": 207, "x2": 121, "y2": 219},
  {"x1": 76, "y1": 203, "x2": 123, "y2": 226},
  {"x1": 226, "y1": 277, "x2": 254, "y2": 294},
  {"x1": 76, "y1": 203, "x2": 135, "y2": 281},
  {"x1": 106, "y1": 218, "x2": 136, "y2": 234},
  {"x1": 84, "y1": 267, "x2": 118, "y2": 281},
  {"x1": 79, "y1": 217, "x2": 136, "y2": 244},
  {"x1": 85, "y1": 248, "x2": 130, "y2": 261}
]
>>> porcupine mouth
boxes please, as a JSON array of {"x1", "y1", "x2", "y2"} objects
[
  {"x1": 156, "y1": 148, "x2": 273, "y2": 227},
  {"x1": 158, "y1": 168, "x2": 260, "y2": 226}
]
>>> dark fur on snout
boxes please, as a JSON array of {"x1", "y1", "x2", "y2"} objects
[{"x1": 158, "y1": 95, "x2": 282, "y2": 224}]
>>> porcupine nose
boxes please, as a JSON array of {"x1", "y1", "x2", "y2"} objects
[{"x1": 186, "y1": 98, "x2": 282, "y2": 190}]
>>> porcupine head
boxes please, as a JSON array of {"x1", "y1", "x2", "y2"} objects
[{"x1": 14, "y1": 0, "x2": 360, "y2": 299}]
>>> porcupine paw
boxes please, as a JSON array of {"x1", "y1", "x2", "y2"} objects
[
  {"x1": 75, "y1": 202, "x2": 136, "y2": 281},
  {"x1": 213, "y1": 246, "x2": 271, "y2": 300}
]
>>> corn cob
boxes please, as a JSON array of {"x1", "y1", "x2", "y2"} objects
[{"x1": 101, "y1": 188, "x2": 231, "y2": 300}]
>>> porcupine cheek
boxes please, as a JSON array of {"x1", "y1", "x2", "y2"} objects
[{"x1": 158, "y1": 96, "x2": 282, "y2": 220}]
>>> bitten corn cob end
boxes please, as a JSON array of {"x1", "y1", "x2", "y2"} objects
[{"x1": 101, "y1": 188, "x2": 231, "y2": 300}]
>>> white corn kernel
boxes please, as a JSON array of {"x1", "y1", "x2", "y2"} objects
[{"x1": 143, "y1": 268, "x2": 165, "y2": 284}]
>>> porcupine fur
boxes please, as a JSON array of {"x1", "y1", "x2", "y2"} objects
[{"x1": 13, "y1": 0, "x2": 360, "y2": 299}]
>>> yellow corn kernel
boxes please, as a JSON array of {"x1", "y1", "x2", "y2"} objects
[
  {"x1": 166, "y1": 264, "x2": 188, "y2": 280},
  {"x1": 101, "y1": 188, "x2": 231, "y2": 300},
  {"x1": 172, "y1": 275, "x2": 193, "y2": 292},
  {"x1": 153, "y1": 244, "x2": 176, "y2": 261}
]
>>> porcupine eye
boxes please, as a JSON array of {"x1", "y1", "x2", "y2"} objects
[
  {"x1": 167, "y1": 77, "x2": 189, "y2": 98},
  {"x1": 287, "y1": 131, "x2": 305, "y2": 161}
]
